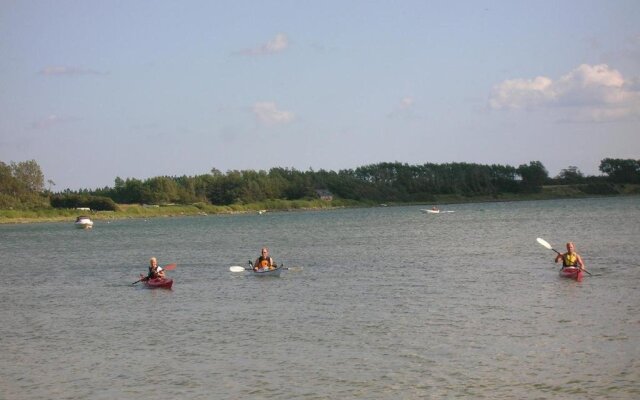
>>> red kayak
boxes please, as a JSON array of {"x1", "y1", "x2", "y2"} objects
[
  {"x1": 144, "y1": 278, "x2": 173, "y2": 289},
  {"x1": 559, "y1": 266, "x2": 584, "y2": 282}
]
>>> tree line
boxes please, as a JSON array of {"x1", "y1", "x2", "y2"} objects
[
  {"x1": 1, "y1": 158, "x2": 639, "y2": 210},
  {"x1": 0, "y1": 160, "x2": 49, "y2": 209}
]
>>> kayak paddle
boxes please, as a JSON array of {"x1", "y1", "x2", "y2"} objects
[
  {"x1": 536, "y1": 238, "x2": 591, "y2": 276},
  {"x1": 228, "y1": 260, "x2": 256, "y2": 272},
  {"x1": 536, "y1": 237, "x2": 561, "y2": 255},
  {"x1": 132, "y1": 263, "x2": 177, "y2": 285},
  {"x1": 229, "y1": 264, "x2": 303, "y2": 272}
]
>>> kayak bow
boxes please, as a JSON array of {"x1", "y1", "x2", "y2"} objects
[
  {"x1": 251, "y1": 266, "x2": 283, "y2": 277},
  {"x1": 559, "y1": 266, "x2": 583, "y2": 282},
  {"x1": 144, "y1": 277, "x2": 174, "y2": 289}
]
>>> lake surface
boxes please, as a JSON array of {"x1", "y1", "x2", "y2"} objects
[{"x1": 1, "y1": 196, "x2": 639, "y2": 399}]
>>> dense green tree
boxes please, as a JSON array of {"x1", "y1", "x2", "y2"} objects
[
  {"x1": 556, "y1": 166, "x2": 584, "y2": 184},
  {"x1": 0, "y1": 161, "x2": 18, "y2": 195},
  {"x1": 599, "y1": 158, "x2": 640, "y2": 183},
  {"x1": 207, "y1": 170, "x2": 244, "y2": 205},
  {"x1": 7, "y1": 157, "x2": 637, "y2": 211},
  {"x1": 142, "y1": 176, "x2": 179, "y2": 204},
  {"x1": 0, "y1": 159, "x2": 48, "y2": 208},
  {"x1": 11, "y1": 160, "x2": 45, "y2": 193},
  {"x1": 517, "y1": 161, "x2": 549, "y2": 193}
]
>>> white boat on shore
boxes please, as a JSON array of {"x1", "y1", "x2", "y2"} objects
[{"x1": 75, "y1": 216, "x2": 93, "y2": 229}]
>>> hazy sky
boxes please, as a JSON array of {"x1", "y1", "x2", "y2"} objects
[{"x1": 1, "y1": 1, "x2": 639, "y2": 190}]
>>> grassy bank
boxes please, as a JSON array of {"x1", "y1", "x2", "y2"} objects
[
  {"x1": 0, "y1": 198, "x2": 367, "y2": 224},
  {"x1": 1, "y1": 184, "x2": 638, "y2": 224}
]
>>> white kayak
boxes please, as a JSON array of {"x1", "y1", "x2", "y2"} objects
[
  {"x1": 251, "y1": 266, "x2": 283, "y2": 277},
  {"x1": 229, "y1": 265, "x2": 284, "y2": 277}
]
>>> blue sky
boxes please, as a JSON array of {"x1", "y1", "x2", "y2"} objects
[{"x1": 1, "y1": 0, "x2": 639, "y2": 190}]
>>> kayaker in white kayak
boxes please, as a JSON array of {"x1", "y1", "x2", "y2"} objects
[
  {"x1": 253, "y1": 247, "x2": 276, "y2": 271},
  {"x1": 141, "y1": 257, "x2": 165, "y2": 281},
  {"x1": 554, "y1": 242, "x2": 586, "y2": 270}
]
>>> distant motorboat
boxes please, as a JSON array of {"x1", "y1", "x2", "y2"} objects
[
  {"x1": 257, "y1": 210, "x2": 267, "y2": 215},
  {"x1": 420, "y1": 208, "x2": 454, "y2": 214},
  {"x1": 75, "y1": 216, "x2": 93, "y2": 229}
]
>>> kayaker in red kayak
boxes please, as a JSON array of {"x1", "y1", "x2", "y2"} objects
[
  {"x1": 253, "y1": 247, "x2": 276, "y2": 271},
  {"x1": 140, "y1": 257, "x2": 165, "y2": 281},
  {"x1": 554, "y1": 242, "x2": 586, "y2": 271}
]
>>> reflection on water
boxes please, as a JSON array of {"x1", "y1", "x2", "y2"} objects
[{"x1": 1, "y1": 196, "x2": 639, "y2": 399}]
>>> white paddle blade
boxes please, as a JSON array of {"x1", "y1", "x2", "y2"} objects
[
  {"x1": 229, "y1": 266, "x2": 247, "y2": 272},
  {"x1": 536, "y1": 237, "x2": 552, "y2": 249}
]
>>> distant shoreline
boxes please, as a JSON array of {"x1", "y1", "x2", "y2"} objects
[{"x1": 2, "y1": 185, "x2": 638, "y2": 225}]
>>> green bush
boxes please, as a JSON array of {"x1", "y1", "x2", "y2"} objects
[
  {"x1": 579, "y1": 183, "x2": 619, "y2": 195},
  {"x1": 50, "y1": 194, "x2": 118, "y2": 211}
]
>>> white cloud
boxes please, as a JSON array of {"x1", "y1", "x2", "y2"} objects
[
  {"x1": 387, "y1": 96, "x2": 416, "y2": 119},
  {"x1": 31, "y1": 114, "x2": 78, "y2": 129},
  {"x1": 40, "y1": 66, "x2": 105, "y2": 76},
  {"x1": 252, "y1": 102, "x2": 294, "y2": 125},
  {"x1": 238, "y1": 33, "x2": 289, "y2": 56},
  {"x1": 490, "y1": 64, "x2": 640, "y2": 122},
  {"x1": 400, "y1": 97, "x2": 414, "y2": 109},
  {"x1": 489, "y1": 76, "x2": 554, "y2": 109},
  {"x1": 265, "y1": 33, "x2": 288, "y2": 53}
]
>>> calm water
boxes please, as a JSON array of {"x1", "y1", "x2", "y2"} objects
[{"x1": 1, "y1": 197, "x2": 639, "y2": 399}]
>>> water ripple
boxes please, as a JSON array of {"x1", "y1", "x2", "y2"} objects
[{"x1": 1, "y1": 197, "x2": 639, "y2": 399}]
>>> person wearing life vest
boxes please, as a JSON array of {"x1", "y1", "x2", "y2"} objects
[
  {"x1": 140, "y1": 257, "x2": 165, "y2": 281},
  {"x1": 253, "y1": 247, "x2": 276, "y2": 271},
  {"x1": 554, "y1": 242, "x2": 586, "y2": 270}
]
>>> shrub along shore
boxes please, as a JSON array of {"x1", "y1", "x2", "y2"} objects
[{"x1": 2, "y1": 184, "x2": 638, "y2": 225}]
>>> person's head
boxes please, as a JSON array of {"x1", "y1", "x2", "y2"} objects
[
  {"x1": 566, "y1": 242, "x2": 575, "y2": 252},
  {"x1": 149, "y1": 257, "x2": 158, "y2": 268},
  {"x1": 261, "y1": 247, "x2": 269, "y2": 256}
]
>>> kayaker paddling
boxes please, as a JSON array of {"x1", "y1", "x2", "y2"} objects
[
  {"x1": 554, "y1": 242, "x2": 586, "y2": 271},
  {"x1": 132, "y1": 259, "x2": 176, "y2": 287},
  {"x1": 253, "y1": 247, "x2": 276, "y2": 272},
  {"x1": 140, "y1": 257, "x2": 165, "y2": 282}
]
